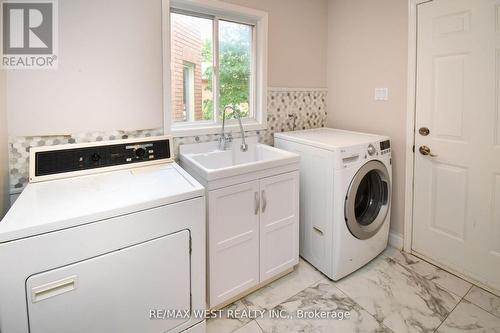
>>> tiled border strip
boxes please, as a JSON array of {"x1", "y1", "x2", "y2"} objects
[{"x1": 8, "y1": 88, "x2": 327, "y2": 193}]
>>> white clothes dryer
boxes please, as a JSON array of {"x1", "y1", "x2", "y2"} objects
[{"x1": 0, "y1": 136, "x2": 206, "y2": 333}]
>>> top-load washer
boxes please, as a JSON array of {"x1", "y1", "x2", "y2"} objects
[
  {"x1": 0, "y1": 136, "x2": 206, "y2": 333},
  {"x1": 275, "y1": 128, "x2": 392, "y2": 280}
]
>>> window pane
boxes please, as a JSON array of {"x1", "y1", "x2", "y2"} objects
[
  {"x1": 171, "y1": 12, "x2": 214, "y2": 124},
  {"x1": 219, "y1": 20, "x2": 253, "y2": 120}
]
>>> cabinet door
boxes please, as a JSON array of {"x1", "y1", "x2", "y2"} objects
[
  {"x1": 259, "y1": 171, "x2": 299, "y2": 281},
  {"x1": 208, "y1": 180, "x2": 260, "y2": 307}
]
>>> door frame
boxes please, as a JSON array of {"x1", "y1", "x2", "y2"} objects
[
  {"x1": 403, "y1": 0, "x2": 500, "y2": 296},
  {"x1": 403, "y1": 0, "x2": 430, "y2": 253}
]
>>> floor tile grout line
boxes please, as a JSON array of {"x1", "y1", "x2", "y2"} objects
[
  {"x1": 329, "y1": 278, "x2": 395, "y2": 332},
  {"x1": 381, "y1": 250, "x2": 472, "y2": 299},
  {"x1": 249, "y1": 275, "x2": 324, "y2": 332},
  {"x1": 309, "y1": 252, "x2": 456, "y2": 332},
  {"x1": 385, "y1": 248, "x2": 500, "y2": 317},
  {"x1": 464, "y1": 298, "x2": 500, "y2": 321},
  {"x1": 235, "y1": 299, "x2": 254, "y2": 333},
  {"x1": 251, "y1": 271, "x2": 395, "y2": 333},
  {"x1": 240, "y1": 262, "x2": 325, "y2": 331},
  {"x1": 253, "y1": 318, "x2": 265, "y2": 333},
  {"x1": 224, "y1": 253, "x2": 493, "y2": 333},
  {"x1": 260, "y1": 274, "x2": 325, "y2": 310},
  {"x1": 308, "y1": 252, "x2": 472, "y2": 333},
  {"x1": 462, "y1": 285, "x2": 500, "y2": 320},
  {"x1": 219, "y1": 300, "x2": 254, "y2": 333},
  {"x1": 331, "y1": 252, "x2": 465, "y2": 333},
  {"x1": 394, "y1": 259, "x2": 467, "y2": 299},
  {"x1": 432, "y1": 284, "x2": 473, "y2": 332},
  {"x1": 347, "y1": 250, "x2": 500, "y2": 331},
  {"x1": 239, "y1": 320, "x2": 264, "y2": 333},
  {"x1": 262, "y1": 258, "x2": 327, "y2": 309},
  {"x1": 432, "y1": 300, "x2": 461, "y2": 333},
  {"x1": 461, "y1": 300, "x2": 500, "y2": 321},
  {"x1": 405, "y1": 250, "x2": 488, "y2": 290}
]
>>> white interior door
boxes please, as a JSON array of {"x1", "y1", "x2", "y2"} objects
[{"x1": 413, "y1": 0, "x2": 500, "y2": 293}]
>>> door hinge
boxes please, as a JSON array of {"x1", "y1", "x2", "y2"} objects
[
  {"x1": 412, "y1": 145, "x2": 415, "y2": 153},
  {"x1": 189, "y1": 236, "x2": 192, "y2": 254}
]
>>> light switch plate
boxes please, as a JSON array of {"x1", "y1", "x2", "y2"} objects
[{"x1": 375, "y1": 88, "x2": 389, "y2": 101}]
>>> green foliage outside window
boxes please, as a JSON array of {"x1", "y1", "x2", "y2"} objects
[{"x1": 202, "y1": 22, "x2": 251, "y2": 121}]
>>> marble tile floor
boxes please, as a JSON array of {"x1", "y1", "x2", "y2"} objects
[{"x1": 207, "y1": 247, "x2": 500, "y2": 333}]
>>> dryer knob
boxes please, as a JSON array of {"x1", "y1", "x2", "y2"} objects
[
  {"x1": 90, "y1": 153, "x2": 101, "y2": 162},
  {"x1": 367, "y1": 144, "x2": 376, "y2": 156}
]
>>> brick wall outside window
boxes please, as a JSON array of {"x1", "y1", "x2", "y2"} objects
[{"x1": 171, "y1": 16, "x2": 204, "y2": 122}]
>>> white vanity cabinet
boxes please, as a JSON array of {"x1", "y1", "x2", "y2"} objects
[
  {"x1": 179, "y1": 138, "x2": 301, "y2": 309},
  {"x1": 207, "y1": 171, "x2": 299, "y2": 308}
]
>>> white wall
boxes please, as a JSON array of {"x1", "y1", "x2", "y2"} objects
[
  {"x1": 7, "y1": 0, "x2": 164, "y2": 137},
  {"x1": 7, "y1": 0, "x2": 328, "y2": 138},
  {"x1": 221, "y1": 0, "x2": 328, "y2": 88},
  {"x1": 327, "y1": 0, "x2": 408, "y2": 236},
  {"x1": 0, "y1": 69, "x2": 9, "y2": 218}
]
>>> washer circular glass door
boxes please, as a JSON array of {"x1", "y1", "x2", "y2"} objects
[{"x1": 345, "y1": 160, "x2": 391, "y2": 240}]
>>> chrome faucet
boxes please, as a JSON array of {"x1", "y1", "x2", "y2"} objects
[
  {"x1": 234, "y1": 109, "x2": 248, "y2": 152},
  {"x1": 219, "y1": 106, "x2": 248, "y2": 152}
]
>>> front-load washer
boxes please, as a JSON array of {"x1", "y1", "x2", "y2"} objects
[
  {"x1": 275, "y1": 128, "x2": 392, "y2": 280},
  {"x1": 0, "y1": 136, "x2": 206, "y2": 333}
]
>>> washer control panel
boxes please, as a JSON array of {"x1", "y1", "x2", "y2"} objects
[
  {"x1": 34, "y1": 138, "x2": 171, "y2": 178},
  {"x1": 379, "y1": 139, "x2": 391, "y2": 155}
]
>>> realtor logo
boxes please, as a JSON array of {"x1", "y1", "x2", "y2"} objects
[{"x1": 1, "y1": 0, "x2": 58, "y2": 69}]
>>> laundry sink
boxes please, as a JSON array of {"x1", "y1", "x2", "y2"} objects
[{"x1": 179, "y1": 136, "x2": 300, "y2": 181}]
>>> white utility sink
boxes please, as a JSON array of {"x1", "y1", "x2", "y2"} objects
[{"x1": 179, "y1": 136, "x2": 300, "y2": 181}]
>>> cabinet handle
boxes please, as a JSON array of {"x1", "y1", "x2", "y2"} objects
[
  {"x1": 261, "y1": 190, "x2": 267, "y2": 213},
  {"x1": 254, "y1": 191, "x2": 260, "y2": 215}
]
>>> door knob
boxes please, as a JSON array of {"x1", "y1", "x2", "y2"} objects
[
  {"x1": 419, "y1": 146, "x2": 438, "y2": 157},
  {"x1": 419, "y1": 127, "x2": 430, "y2": 136}
]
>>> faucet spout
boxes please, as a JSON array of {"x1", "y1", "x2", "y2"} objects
[{"x1": 234, "y1": 110, "x2": 248, "y2": 152}]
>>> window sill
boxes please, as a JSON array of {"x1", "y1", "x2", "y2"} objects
[{"x1": 171, "y1": 120, "x2": 267, "y2": 137}]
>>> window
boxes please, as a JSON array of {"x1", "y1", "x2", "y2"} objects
[{"x1": 164, "y1": 0, "x2": 268, "y2": 136}]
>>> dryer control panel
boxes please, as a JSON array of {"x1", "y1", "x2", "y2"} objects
[{"x1": 30, "y1": 136, "x2": 173, "y2": 182}]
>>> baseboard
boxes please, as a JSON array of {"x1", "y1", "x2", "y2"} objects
[{"x1": 388, "y1": 231, "x2": 404, "y2": 250}]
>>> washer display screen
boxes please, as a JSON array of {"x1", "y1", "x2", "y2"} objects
[{"x1": 380, "y1": 140, "x2": 390, "y2": 151}]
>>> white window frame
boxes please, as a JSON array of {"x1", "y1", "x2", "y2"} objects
[
  {"x1": 162, "y1": 0, "x2": 268, "y2": 137},
  {"x1": 182, "y1": 61, "x2": 195, "y2": 122}
]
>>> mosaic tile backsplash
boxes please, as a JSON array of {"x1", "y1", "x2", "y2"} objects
[{"x1": 9, "y1": 89, "x2": 327, "y2": 193}]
